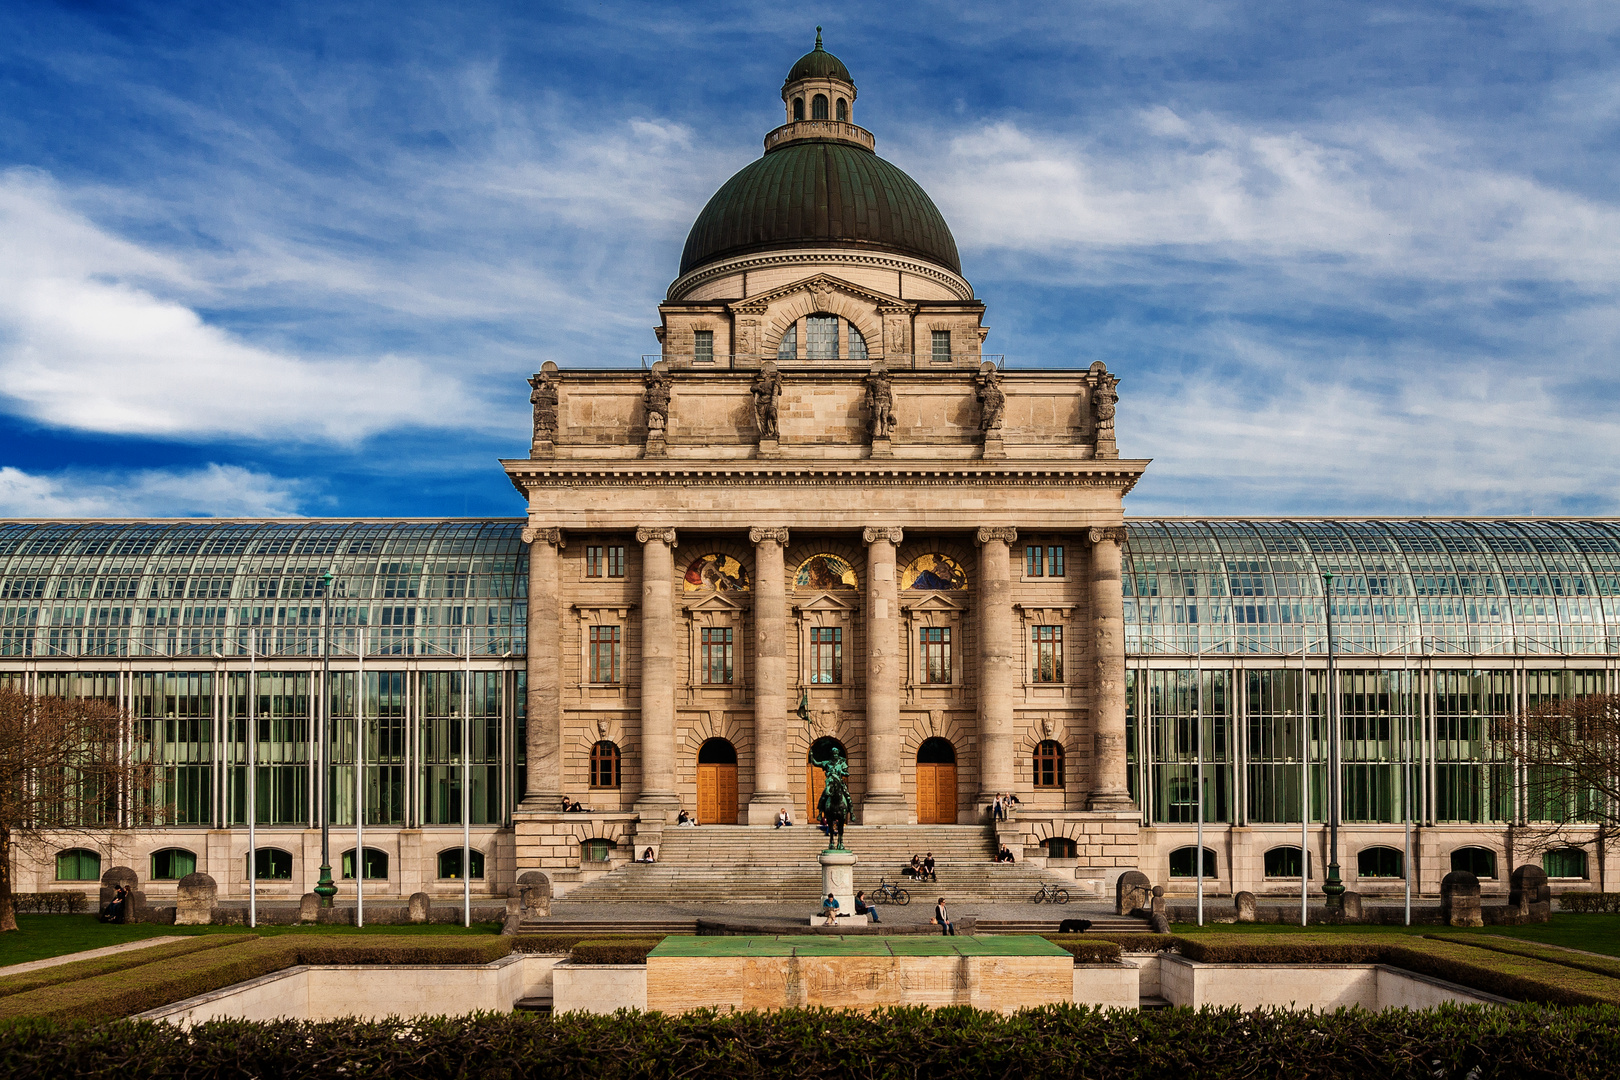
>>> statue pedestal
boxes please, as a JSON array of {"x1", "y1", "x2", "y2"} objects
[
  {"x1": 819, "y1": 848, "x2": 857, "y2": 914},
  {"x1": 869, "y1": 436, "x2": 892, "y2": 458}
]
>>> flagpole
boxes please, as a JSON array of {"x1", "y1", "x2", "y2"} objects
[
  {"x1": 1300, "y1": 636, "x2": 1308, "y2": 927},
  {"x1": 355, "y1": 628, "x2": 365, "y2": 928},
  {"x1": 1195, "y1": 643, "x2": 1204, "y2": 927},
  {"x1": 248, "y1": 629, "x2": 257, "y2": 929},
  {"x1": 462, "y1": 626, "x2": 472, "y2": 928}
]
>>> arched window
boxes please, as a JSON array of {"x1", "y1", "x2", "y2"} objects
[
  {"x1": 249, "y1": 848, "x2": 293, "y2": 880},
  {"x1": 582, "y1": 839, "x2": 616, "y2": 863},
  {"x1": 812, "y1": 93, "x2": 828, "y2": 120},
  {"x1": 1357, "y1": 846, "x2": 1404, "y2": 878},
  {"x1": 836, "y1": 97, "x2": 847, "y2": 122},
  {"x1": 777, "y1": 323, "x2": 798, "y2": 360},
  {"x1": 793, "y1": 97, "x2": 804, "y2": 121},
  {"x1": 1544, "y1": 847, "x2": 1588, "y2": 879},
  {"x1": 591, "y1": 741, "x2": 621, "y2": 788},
  {"x1": 1169, "y1": 846, "x2": 1218, "y2": 878},
  {"x1": 848, "y1": 325, "x2": 868, "y2": 360},
  {"x1": 698, "y1": 737, "x2": 738, "y2": 765},
  {"x1": 437, "y1": 848, "x2": 485, "y2": 880},
  {"x1": 806, "y1": 313, "x2": 838, "y2": 359},
  {"x1": 341, "y1": 847, "x2": 389, "y2": 880},
  {"x1": 1032, "y1": 740, "x2": 1064, "y2": 787},
  {"x1": 1450, "y1": 847, "x2": 1497, "y2": 879},
  {"x1": 55, "y1": 848, "x2": 100, "y2": 881},
  {"x1": 917, "y1": 737, "x2": 957, "y2": 765},
  {"x1": 1043, "y1": 837, "x2": 1076, "y2": 858},
  {"x1": 1263, "y1": 846, "x2": 1309, "y2": 878},
  {"x1": 151, "y1": 848, "x2": 196, "y2": 880}
]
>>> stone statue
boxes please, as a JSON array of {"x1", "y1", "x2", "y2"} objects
[
  {"x1": 976, "y1": 369, "x2": 1005, "y2": 433},
  {"x1": 1086, "y1": 360, "x2": 1119, "y2": 455},
  {"x1": 528, "y1": 372, "x2": 558, "y2": 445},
  {"x1": 802, "y1": 691, "x2": 851, "y2": 849},
  {"x1": 643, "y1": 370, "x2": 671, "y2": 435},
  {"x1": 752, "y1": 362, "x2": 783, "y2": 440},
  {"x1": 865, "y1": 367, "x2": 895, "y2": 440}
]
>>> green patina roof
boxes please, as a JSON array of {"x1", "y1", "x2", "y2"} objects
[
  {"x1": 678, "y1": 139, "x2": 962, "y2": 277},
  {"x1": 786, "y1": 29, "x2": 852, "y2": 85}
]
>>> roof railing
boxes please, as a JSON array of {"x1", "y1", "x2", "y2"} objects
[{"x1": 640, "y1": 353, "x2": 1005, "y2": 371}]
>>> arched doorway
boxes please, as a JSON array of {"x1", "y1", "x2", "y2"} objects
[
  {"x1": 696, "y1": 738, "x2": 739, "y2": 824},
  {"x1": 806, "y1": 736, "x2": 848, "y2": 823},
  {"x1": 915, "y1": 738, "x2": 957, "y2": 824}
]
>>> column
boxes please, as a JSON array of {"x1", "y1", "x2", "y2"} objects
[
  {"x1": 635, "y1": 526, "x2": 680, "y2": 818},
  {"x1": 1088, "y1": 526, "x2": 1133, "y2": 810},
  {"x1": 521, "y1": 526, "x2": 563, "y2": 806},
  {"x1": 862, "y1": 526, "x2": 908, "y2": 823},
  {"x1": 747, "y1": 527, "x2": 791, "y2": 824},
  {"x1": 977, "y1": 527, "x2": 1018, "y2": 802}
]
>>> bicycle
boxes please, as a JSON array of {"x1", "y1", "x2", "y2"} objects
[
  {"x1": 1030, "y1": 882, "x2": 1070, "y2": 905},
  {"x1": 872, "y1": 877, "x2": 910, "y2": 906}
]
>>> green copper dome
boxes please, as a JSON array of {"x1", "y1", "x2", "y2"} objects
[
  {"x1": 786, "y1": 29, "x2": 853, "y2": 85},
  {"x1": 678, "y1": 139, "x2": 962, "y2": 277}
]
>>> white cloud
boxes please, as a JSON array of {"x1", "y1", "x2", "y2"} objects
[
  {"x1": 0, "y1": 170, "x2": 481, "y2": 442},
  {"x1": 0, "y1": 464, "x2": 304, "y2": 517}
]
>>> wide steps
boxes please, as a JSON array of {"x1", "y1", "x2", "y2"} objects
[{"x1": 518, "y1": 919, "x2": 698, "y2": 935}]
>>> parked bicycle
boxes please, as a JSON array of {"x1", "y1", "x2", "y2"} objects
[
  {"x1": 1030, "y1": 882, "x2": 1070, "y2": 905},
  {"x1": 872, "y1": 877, "x2": 910, "y2": 906}
]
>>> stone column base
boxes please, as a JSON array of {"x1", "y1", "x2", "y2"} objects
[
  {"x1": 1087, "y1": 792, "x2": 1136, "y2": 812},
  {"x1": 634, "y1": 794, "x2": 683, "y2": 824},
  {"x1": 860, "y1": 793, "x2": 910, "y2": 825},
  {"x1": 746, "y1": 792, "x2": 793, "y2": 826}
]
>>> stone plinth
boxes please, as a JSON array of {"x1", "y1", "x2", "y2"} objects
[
  {"x1": 645, "y1": 935, "x2": 1075, "y2": 1015},
  {"x1": 820, "y1": 848, "x2": 857, "y2": 913},
  {"x1": 174, "y1": 872, "x2": 218, "y2": 926}
]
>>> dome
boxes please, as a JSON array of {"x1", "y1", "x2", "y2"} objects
[
  {"x1": 678, "y1": 139, "x2": 962, "y2": 277},
  {"x1": 785, "y1": 29, "x2": 852, "y2": 85}
]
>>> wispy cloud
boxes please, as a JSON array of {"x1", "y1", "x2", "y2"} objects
[{"x1": 0, "y1": 464, "x2": 305, "y2": 517}]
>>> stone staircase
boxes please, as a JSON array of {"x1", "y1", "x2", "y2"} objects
[{"x1": 560, "y1": 824, "x2": 1089, "y2": 904}]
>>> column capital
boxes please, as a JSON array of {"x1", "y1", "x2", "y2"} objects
[
  {"x1": 635, "y1": 526, "x2": 678, "y2": 547},
  {"x1": 749, "y1": 526, "x2": 791, "y2": 547},
  {"x1": 521, "y1": 526, "x2": 565, "y2": 547},
  {"x1": 976, "y1": 526, "x2": 1018, "y2": 545},
  {"x1": 1088, "y1": 526, "x2": 1128, "y2": 546},
  {"x1": 862, "y1": 526, "x2": 904, "y2": 546}
]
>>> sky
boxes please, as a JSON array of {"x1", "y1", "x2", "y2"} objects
[{"x1": 1, "y1": 0, "x2": 1617, "y2": 520}]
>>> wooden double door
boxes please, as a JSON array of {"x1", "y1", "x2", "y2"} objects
[
  {"x1": 696, "y1": 737, "x2": 739, "y2": 824},
  {"x1": 915, "y1": 737, "x2": 958, "y2": 824}
]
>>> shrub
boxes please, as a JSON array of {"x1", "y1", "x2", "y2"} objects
[
  {"x1": 3, "y1": 1004, "x2": 1620, "y2": 1078},
  {"x1": 1082, "y1": 932, "x2": 1178, "y2": 954},
  {"x1": 9, "y1": 893, "x2": 88, "y2": 915},
  {"x1": 569, "y1": 937, "x2": 663, "y2": 965},
  {"x1": 1556, "y1": 892, "x2": 1620, "y2": 914},
  {"x1": 510, "y1": 934, "x2": 596, "y2": 954},
  {"x1": 1040, "y1": 936, "x2": 1122, "y2": 963}
]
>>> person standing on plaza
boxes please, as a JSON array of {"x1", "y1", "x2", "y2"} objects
[{"x1": 933, "y1": 897, "x2": 954, "y2": 936}]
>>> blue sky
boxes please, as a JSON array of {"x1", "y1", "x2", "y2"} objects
[{"x1": 1, "y1": 1, "x2": 1617, "y2": 519}]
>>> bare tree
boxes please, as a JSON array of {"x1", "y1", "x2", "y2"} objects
[
  {"x1": 0, "y1": 687, "x2": 155, "y2": 932},
  {"x1": 1510, "y1": 692, "x2": 1620, "y2": 891}
]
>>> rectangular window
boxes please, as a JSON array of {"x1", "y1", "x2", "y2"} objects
[
  {"x1": 701, "y1": 626, "x2": 734, "y2": 684},
  {"x1": 810, "y1": 627, "x2": 843, "y2": 684},
  {"x1": 807, "y1": 314, "x2": 838, "y2": 359},
  {"x1": 1032, "y1": 625, "x2": 1063, "y2": 682},
  {"x1": 1025, "y1": 545, "x2": 1043, "y2": 577},
  {"x1": 589, "y1": 625, "x2": 622, "y2": 683},
  {"x1": 693, "y1": 329, "x2": 714, "y2": 363},
  {"x1": 586, "y1": 546, "x2": 604, "y2": 577},
  {"x1": 920, "y1": 626, "x2": 951, "y2": 684},
  {"x1": 931, "y1": 329, "x2": 951, "y2": 363},
  {"x1": 606, "y1": 545, "x2": 625, "y2": 577},
  {"x1": 1047, "y1": 545, "x2": 1065, "y2": 577},
  {"x1": 777, "y1": 324, "x2": 798, "y2": 359}
]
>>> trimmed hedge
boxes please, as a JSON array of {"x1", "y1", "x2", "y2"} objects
[
  {"x1": 4, "y1": 1004, "x2": 1620, "y2": 1078},
  {"x1": 0, "y1": 936, "x2": 514, "y2": 1023},
  {"x1": 1426, "y1": 933, "x2": 1620, "y2": 982},
  {"x1": 1557, "y1": 892, "x2": 1620, "y2": 913},
  {"x1": 570, "y1": 938, "x2": 663, "y2": 965},
  {"x1": 0, "y1": 937, "x2": 249, "y2": 1000},
  {"x1": 8, "y1": 893, "x2": 88, "y2": 916},
  {"x1": 1039, "y1": 936, "x2": 1122, "y2": 963},
  {"x1": 1083, "y1": 932, "x2": 1178, "y2": 953},
  {"x1": 510, "y1": 935, "x2": 603, "y2": 954}
]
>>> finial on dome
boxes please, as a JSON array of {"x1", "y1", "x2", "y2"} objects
[{"x1": 815, "y1": 27, "x2": 823, "y2": 49}]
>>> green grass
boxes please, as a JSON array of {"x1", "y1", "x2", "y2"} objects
[
  {"x1": 0, "y1": 915, "x2": 503, "y2": 967},
  {"x1": 1171, "y1": 914, "x2": 1620, "y2": 958}
]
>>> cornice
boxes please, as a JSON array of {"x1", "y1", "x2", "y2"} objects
[
  {"x1": 500, "y1": 459, "x2": 1148, "y2": 496},
  {"x1": 667, "y1": 248, "x2": 974, "y2": 303}
]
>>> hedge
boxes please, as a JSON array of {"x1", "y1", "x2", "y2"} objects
[
  {"x1": 1083, "y1": 932, "x2": 1179, "y2": 953},
  {"x1": 570, "y1": 938, "x2": 663, "y2": 965},
  {"x1": 1556, "y1": 892, "x2": 1620, "y2": 913},
  {"x1": 1425, "y1": 933, "x2": 1620, "y2": 982},
  {"x1": 0, "y1": 937, "x2": 249, "y2": 1000},
  {"x1": 7, "y1": 893, "x2": 88, "y2": 916},
  {"x1": 1039, "y1": 936, "x2": 1122, "y2": 963},
  {"x1": 4, "y1": 1004, "x2": 1620, "y2": 1079}
]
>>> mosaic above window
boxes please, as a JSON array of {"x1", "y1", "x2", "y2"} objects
[
  {"x1": 901, "y1": 554, "x2": 966, "y2": 591},
  {"x1": 683, "y1": 553, "x2": 750, "y2": 592},
  {"x1": 795, "y1": 554, "x2": 857, "y2": 590}
]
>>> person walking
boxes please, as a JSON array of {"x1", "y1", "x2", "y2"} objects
[
  {"x1": 933, "y1": 897, "x2": 955, "y2": 936},
  {"x1": 821, "y1": 892, "x2": 840, "y2": 926},
  {"x1": 854, "y1": 890, "x2": 880, "y2": 923}
]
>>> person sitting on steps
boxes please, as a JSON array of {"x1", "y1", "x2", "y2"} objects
[
  {"x1": 775, "y1": 807, "x2": 793, "y2": 828},
  {"x1": 996, "y1": 844, "x2": 1015, "y2": 863},
  {"x1": 923, "y1": 852, "x2": 937, "y2": 882},
  {"x1": 906, "y1": 853, "x2": 922, "y2": 879},
  {"x1": 676, "y1": 810, "x2": 696, "y2": 827},
  {"x1": 933, "y1": 897, "x2": 955, "y2": 936}
]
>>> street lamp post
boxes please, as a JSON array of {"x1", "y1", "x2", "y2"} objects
[
  {"x1": 1322, "y1": 571, "x2": 1345, "y2": 908},
  {"x1": 314, "y1": 570, "x2": 337, "y2": 908}
]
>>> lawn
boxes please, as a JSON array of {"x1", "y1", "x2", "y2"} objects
[
  {"x1": 1172, "y1": 914, "x2": 1620, "y2": 957},
  {"x1": 0, "y1": 915, "x2": 503, "y2": 967}
]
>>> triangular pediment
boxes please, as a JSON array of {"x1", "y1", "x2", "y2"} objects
[
  {"x1": 685, "y1": 591, "x2": 745, "y2": 613},
  {"x1": 794, "y1": 591, "x2": 858, "y2": 614},
  {"x1": 902, "y1": 593, "x2": 963, "y2": 612},
  {"x1": 731, "y1": 273, "x2": 911, "y2": 316}
]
